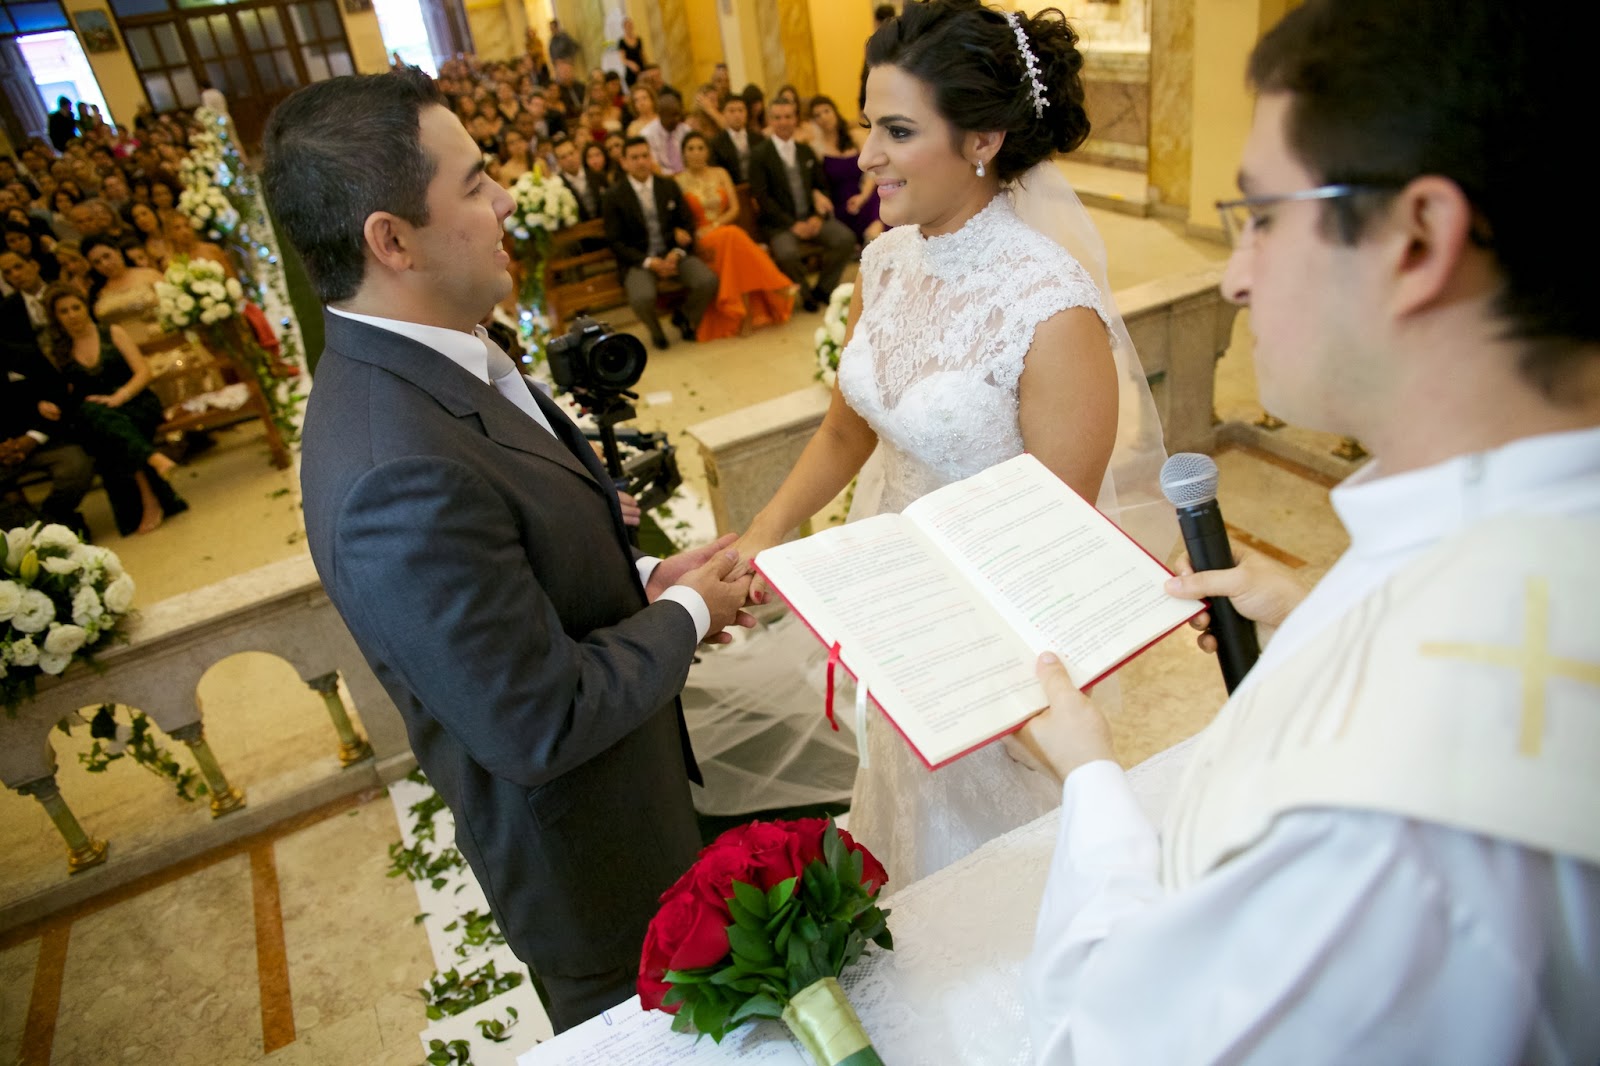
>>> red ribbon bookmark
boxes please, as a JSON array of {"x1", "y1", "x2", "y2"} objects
[{"x1": 824, "y1": 642, "x2": 842, "y2": 731}]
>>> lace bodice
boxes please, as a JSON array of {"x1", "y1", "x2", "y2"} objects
[{"x1": 837, "y1": 194, "x2": 1108, "y2": 512}]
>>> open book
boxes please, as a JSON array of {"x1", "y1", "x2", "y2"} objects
[{"x1": 754, "y1": 454, "x2": 1203, "y2": 770}]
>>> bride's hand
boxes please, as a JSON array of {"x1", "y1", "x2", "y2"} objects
[{"x1": 731, "y1": 531, "x2": 777, "y2": 605}]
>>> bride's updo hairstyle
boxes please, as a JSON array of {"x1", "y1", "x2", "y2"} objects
[{"x1": 865, "y1": 0, "x2": 1089, "y2": 183}]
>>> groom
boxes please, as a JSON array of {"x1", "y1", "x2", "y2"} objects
[
  {"x1": 1012, "y1": 1, "x2": 1600, "y2": 1059},
  {"x1": 263, "y1": 69, "x2": 754, "y2": 1031}
]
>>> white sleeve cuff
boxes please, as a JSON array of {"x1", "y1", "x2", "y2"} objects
[
  {"x1": 26, "y1": 430, "x2": 48, "y2": 444},
  {"x1": 635, "y1": 556, "x2": 661, "y2": 589},
  {"x1": 1061, "y1": 759, "x2": 1159, "y2": 862},
  {"x1": 656, "y1": 586, "x2": 710, "y2": 643}
]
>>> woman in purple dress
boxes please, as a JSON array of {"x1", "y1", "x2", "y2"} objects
[{"x1": 808, "y1": 94, "x2": 885, "y2": 242}]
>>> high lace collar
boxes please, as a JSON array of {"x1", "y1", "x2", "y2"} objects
[{"x1": 916, "y1": 194, "x2": 1014, "y2": 279}]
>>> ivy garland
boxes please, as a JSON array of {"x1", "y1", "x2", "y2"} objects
[{"x1": 60, "y1": 704, "x2": 205, "y2": 802}]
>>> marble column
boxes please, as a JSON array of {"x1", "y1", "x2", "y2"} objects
[
  {"x1": 16, "y1": 773, "x2": 109, "y2": 874},
  {"x1": 305, "y1": 672, "x2": 374, "y2": 767},
  {"x1": 754, "y1": 0, "x2": 818, "y2": 98},
  {"x1": 1147, "y1": 0, "x2": 1193, "y2": 215},
  {"x1": 167, "y1": 723, "x2": 246, "y2": 817}
]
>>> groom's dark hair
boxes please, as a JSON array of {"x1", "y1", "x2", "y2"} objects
[{"x1": 262, "y1": 67, "x2": 444, "y2": 303}]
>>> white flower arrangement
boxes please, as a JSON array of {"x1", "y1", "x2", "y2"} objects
[
  {"x1": 813, "y1": 283, "x2": 854, "y2": 387},
  {"x1": 156, "y1": 256, "x2": 245, "y2": 331},
  {"x1": 505, "y1": 169, "x2": 579, "y2": 241},
  {"x1": 2, "y1": 524, "x2": 135, "y2": 709},
  {"x1": 177, "y1": 183, "x2": 240, "y2": 240}
]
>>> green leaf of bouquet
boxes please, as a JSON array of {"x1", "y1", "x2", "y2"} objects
[
  {"x1": 847, "y1": 849, "x2": 864, "y2": 886},
  {"x1": 767, "y1": 877, "x2": 797, "y2": 912},
  {"x1": 728, "y1": 895, "x2": 761, "y2": 930},
  {"x1": 729, "y1": 994, "x2": 785, "y2": 1023},
  {"x1": 823, "y1": 822, "x2": 847, "y2": 874},
  {"x1": 731, "y1": 879, "x2": 769, "y2": 920},
  {"x1": 727, "y1": 924, "x2": 774, "y2": 962},
  {"x1": 671, "y1": 1012, "x2": 694, "y2": 1034},
  {"x1": 663, "y1": 969, "x2": 711, "y2": 985}
]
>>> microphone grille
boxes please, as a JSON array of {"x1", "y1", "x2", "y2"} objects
[{"x1": 1160, "y1": 452, "x2": 1220, "y2": 507}]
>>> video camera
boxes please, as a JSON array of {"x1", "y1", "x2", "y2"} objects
[{"x1": 542, "y1": 316, "x2": 682, "y2": 518}]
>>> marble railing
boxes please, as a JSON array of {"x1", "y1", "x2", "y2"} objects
[
  {"x1": 688, "y1": 266, "x2": 1238, "y2": 537},
  {"x1": 0, "y1": 553, "x2": 409, "y2": 880}
]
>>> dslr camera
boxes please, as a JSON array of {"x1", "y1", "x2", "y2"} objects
[{"x1": 546, "y1": 316, "x2": 648, "y2": 403}]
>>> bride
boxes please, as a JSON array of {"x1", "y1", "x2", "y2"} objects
[{"x1": 731, "y1": 0, "x2": 1168, "y2": 886}]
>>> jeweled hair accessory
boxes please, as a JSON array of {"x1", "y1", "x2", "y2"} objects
[{"x1": 1004, "y1": 11, "x2": 1049, "y2": 118}]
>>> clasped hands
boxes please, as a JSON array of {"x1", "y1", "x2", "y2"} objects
[
  {"x1": 1003, "y1": 545, "x2": 1312, "y2": 783},
  {"x1": 646, "y1": 533, "x2": 759, "y2": 645}
]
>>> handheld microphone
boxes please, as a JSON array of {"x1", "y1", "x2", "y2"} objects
[{"x1": 1159, "y1": 453, "x2": 1260, "y2": 693}]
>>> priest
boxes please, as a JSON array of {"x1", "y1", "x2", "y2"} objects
[{"x1": 1010, "y1": 1, "x2": 1600, "y2": 1061}]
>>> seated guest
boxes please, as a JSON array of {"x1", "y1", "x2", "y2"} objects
[
  {"x1": 625, "y1": 84, "x2": 656, "y2": 138},
  {"x1": 601, "y1": 137, "x2": 718, "y2": 350},
  {"x1": 42, "y1": 283, "x2": 185, "y2": 534},
  {"x1": 809, "y1": 95, "x2": 882, "y2": 242},
  {"x1": 747, "y1": 99, "x2": 856, "y2": 311},
  {"x1": 674, "y1": 131, "x2": 793, "y2": 341},
  {"x1": 1013, "y1": 1, "x2": 1600, "y2": 1061},
  {"x1": 4, "y1": 222, "x2": 58, "y2": 280},
  {"x1": 710, "y1": 96, "x2": 762, "y2": 182},
  {"x1": 772, "y1": 85, "x2": 813, "y2": 144},
  {"x1": 493, "y1": 129, "x2": 533, "y2": 185},
  {"x1": 100, "y1": 171, "x2": 131, "y2": 212},
  {"x1": 740, "y1": 84, "x2": 767, "y2": 133},
  {"x1": 0, "y1": 251, "x2": 49, "y2": 345},
  {"x1": 1, "y1": 338, "x2": 93, "y2": 535},
  {"x1": 523, "y1": 93, "x2": 565, "y2": 141},
  {"x1": 552, "y1": 137, "x2": 602, "y2": 220},
  {"x1": 641, "y1": 89, "x2": 690, "y2": 176},
  {"x1": 148, "y1": 177, "x2": 179, "y2": 213},
  {"x1": 123, "y1": 201, "x2": 172, "y2": 268},
  {"x1": 711, "y1": 63, "x2": 732, "y2": 106},
  {"x1": 51, "y1": 183, "x2": 85, "y2": 241},
  {"x1": 582, "y1": 141, "x2": 619, "y2": 192},
  {"x1": 603, "y1": 131, "x2": 626, "y2": 170},
  {"x1": 688, "y1": 84, "x2": 724, "y2": 140},
  {"x1": 50, "y1": 240, "x2": 93, "y2": 296}
]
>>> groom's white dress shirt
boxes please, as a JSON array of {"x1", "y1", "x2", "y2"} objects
[
  {"x1": 1025, "y1": 425, "x2": 1600, "y2": 1065},
  {"x1": 325, "y1": 307, "x2": 709, "y2": 640}
]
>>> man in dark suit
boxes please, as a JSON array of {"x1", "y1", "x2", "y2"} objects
[
  {"x1": 552, "y1": 137, "x2": 601, "y2": 221},
  {"x1": 1, "y1": 255, "x2": 92, "y2": 531},
  {"x1": 709, "y1": 96, "x2": 762, "y2": 182},
  {"x1": 601, "y1": 137, "x2": 718, "y2": 350},
  {"x1": 262, "y1": 69, "x2": 753, "y2": 1032},
  {"x1": 747, "y1": 98, "x2": 857, "y2": 311}
]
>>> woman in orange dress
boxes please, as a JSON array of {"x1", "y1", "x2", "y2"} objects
[{"x1": 674, "y1": 131, "x2": 795, "y2": 341}]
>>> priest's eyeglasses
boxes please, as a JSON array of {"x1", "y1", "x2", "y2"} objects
[{"x1": 1215, "y1": 184, "x2": 1393, "y2": 249}]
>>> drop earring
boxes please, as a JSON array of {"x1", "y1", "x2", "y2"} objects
[{"x1": 975, "y1": 159, "x2": 987, "y2": 177}]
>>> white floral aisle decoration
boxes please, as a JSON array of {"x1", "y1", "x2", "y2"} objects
[
  {"x1": 1, "y1": 523, "x2": 135, "y2": 709},
  {"x1": 157, "y1": 256, "x2": 301, "y2": 446},
  {"x1": 814, "y1": 283, "x2": 854, "y2": 387},
  {"x1": 504, "y1": 168, "x2": 580, "y2": 358},
  {"x1": 176, "y1": 183, "x2": 241, "y2": 243}
]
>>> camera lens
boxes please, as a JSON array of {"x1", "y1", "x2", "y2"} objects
[{"x1": 588, "y1": 332, "x2": 648, "y2": 390}]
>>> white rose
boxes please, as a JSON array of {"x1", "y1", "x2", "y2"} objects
[
  {"x1": 177, "y1": 294, "x2": 196, "y2": 312},
  {"x1": 102, "y1": 550, "x2": 124, "y2": 580},
  {"x1": 0, "y1": 580, "x2": 21, "y2": 621},
  {"x1": 225, "y1": 279, "x2": 243, "y2": 300},
  {"x1": 103, "y1": 574, "x2": 135, "y2": 614},
  {"x1": 44, "y1": 623, "x2": 88, "y2": 657},
  {"x1": 72, "y1": 585, "x2": 102, "y2": 626},
  {"x1": 813, "y1": 327, "x2": 828, "y2": 349},
  {"x1": 4, "y1": 525, "x2": 35, "y2": 571},
  {"x1": 12, "y1": 589, "x2": 54, "y2": 632},
  {"x1": 197, "y1": 205, "x2": 213, "y2": 220},
  {"x1": 42, "y1": 556, "x2": 81, "y2": 575},
  {"x1": 826, "y1": 318, "x2": 847, "y2": 346},
  {"x1": 37, "y1": 650, "x2": 71, "y2": 675},
  {"x1": 7, "y1": 636, "x2": 39, "y2": 667},
  {"x1": 35, "y1": 524, "x2": 79, "y2": 551},
  {"x1": 200, "y1": 295, "x2": 216, "y2": 309}
]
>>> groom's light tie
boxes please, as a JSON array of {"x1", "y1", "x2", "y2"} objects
[{"x1": 477, "y1": 327, "x2": 556, "y2": 438}]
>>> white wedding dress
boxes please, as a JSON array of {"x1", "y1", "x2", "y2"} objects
[{"x1": 834, "y1": 193, "x2": 1118, "y2": 887}]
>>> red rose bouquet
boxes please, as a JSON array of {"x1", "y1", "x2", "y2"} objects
[{"x1": 638, "y1": 817, "x2": 892, "y2": 1065}]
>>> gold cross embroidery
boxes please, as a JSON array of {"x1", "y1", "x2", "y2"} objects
[{"x1": 1420, "y1": 577, "x2": 1600, "y2": 757}]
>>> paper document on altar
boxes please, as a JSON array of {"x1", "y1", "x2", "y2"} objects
[
  {"x1": 755, "y1": 454, "x2": 1201, "y2": 769},
  {"x1": 516, "y1": 995, "x2": 806, "y2": 1064}
]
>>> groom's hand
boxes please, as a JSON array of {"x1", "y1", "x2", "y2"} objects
[
  {"x1": 647, "y1": 533, "x2": 741, "y2": 601},
  {"x1": 677, "y1": 548, "x2": 757, "y2": 644},
  {"x1": 1003, "y1": 652, "x2": 1115, "y2": 783}
]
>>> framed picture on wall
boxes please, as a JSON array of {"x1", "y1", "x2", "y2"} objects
[
  {"x1": 342, "y1": 0, "x2": 372, "y2": 12},
  {"x1": 74, "y1": 9, "x2": 120, "y2": 54}
]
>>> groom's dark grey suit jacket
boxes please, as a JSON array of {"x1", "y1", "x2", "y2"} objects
[{"x1": 301, "y1": 313, "x2": 702, "y2": 994}]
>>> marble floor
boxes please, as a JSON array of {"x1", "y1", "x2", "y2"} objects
[{"x1": 0, "y1": 202, "x2": 1363, "y2": 1065}]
